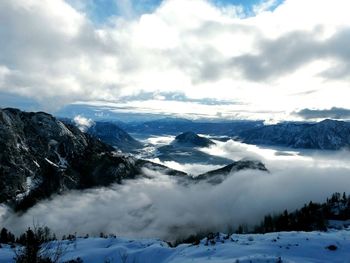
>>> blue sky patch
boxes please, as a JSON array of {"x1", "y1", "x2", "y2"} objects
[{"x1": 66, "y1": 0, "x2": 284, "y2": 23}]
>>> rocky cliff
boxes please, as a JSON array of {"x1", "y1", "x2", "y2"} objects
[{"x1": 0, "y1": 108, "x2": 184, "y2": 210}]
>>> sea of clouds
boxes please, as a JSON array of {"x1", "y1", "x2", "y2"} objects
[{"x1": 1, "y1": 139, "x2": 350, "y2": 241}]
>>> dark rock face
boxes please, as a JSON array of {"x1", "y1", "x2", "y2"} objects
[
  {"x1": 0, "y1": 108, "x2": 183, "y2": 210},
  {"x1": 87, "y1": 122, "x2": 143, "y2": 152},
  {"x1": 239, "y1": 119, "x2": 350, "y2": 150},
  {"x1": 174, "y1": 132, "x2": 215, "y2": 147},
  {"x1": 195, "y1": 160, "x2": 268, "y2": 184}
]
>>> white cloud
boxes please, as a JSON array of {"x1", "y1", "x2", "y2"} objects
[
  {"x1": 73, "y1": 115, "x2": 94, "y2": 131},
  {"x1": 1, "y1": 0, "x2": 350, "y2": 121},
  {"x1": 148, "y1": 158, "x2": 223, "y2": 175}
]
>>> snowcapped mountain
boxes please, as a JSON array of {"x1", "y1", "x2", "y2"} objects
[{"x1": 239, "y1": 119, "x2": 350, "y2": 150}]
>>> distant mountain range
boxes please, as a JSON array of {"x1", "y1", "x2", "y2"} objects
[
  {"x1": 57, "y1": 103, "x2": 350, "y2": 150},
  {"x1": 238, "y1": 119, "x2": 350, "y2": 150},
  {"x1": 86, "y1": 117, "x2": 350, "y2": 151},
  {"x1": 121, "y1": 118, "x2": 264, "y2": 136}
]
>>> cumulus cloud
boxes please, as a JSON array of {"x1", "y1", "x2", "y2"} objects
[
  {"x1": 1, "y1": 0, "x2": 350, "y2": 120},
  {"x1": 120, "y1": 91, "x2": 236, "y2": 105},
  {"x1": 232, "y1": 27, "x2": 350, "y2": 81},
  {"x1": 0, "y1": 0, "x2": 122, "y2": 110},
  {"x1": 1, "y1": 140, "x2": 350, "y2": 241},
  {"x1": 294, "y1": 107, "x2": 350, "y2": 120},
  {"x1": 73, "y1": 115, "x2": 94, "y2": 131}
]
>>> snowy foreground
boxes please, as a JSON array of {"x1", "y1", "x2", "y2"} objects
[{"x1": 1, "y1": 230, "x2": 350, "y2": 263}]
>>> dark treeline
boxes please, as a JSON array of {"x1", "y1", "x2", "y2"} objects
[
  {"x1": 175, "y1": 192, "x2": 350, "y2": 246},
  {"x1": 0, "y1": 225, "x2": 83, "y2": 263},
  {"x1": 253, "y1": 192, "x2": 350, "y2": 234},
  {"x1": 0, "y1": 226, "x2": 55, "y2": 247}
]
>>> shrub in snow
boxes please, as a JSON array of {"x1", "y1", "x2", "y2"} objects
[{"x1": 326, "y1": 244, "x2": 338, "y2": 251}]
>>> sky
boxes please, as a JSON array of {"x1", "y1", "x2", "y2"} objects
[{"x1": 0, "y1": 0, "x2": 350, "y2": 122}]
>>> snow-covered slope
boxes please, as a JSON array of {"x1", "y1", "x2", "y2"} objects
[{"x1": 1, "y1": 230, "x2": 350, "y2": 262}]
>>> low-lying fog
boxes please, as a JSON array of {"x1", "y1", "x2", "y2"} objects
[{"x1": 1, "y1": 136, "x2": 350, "y2": 241}]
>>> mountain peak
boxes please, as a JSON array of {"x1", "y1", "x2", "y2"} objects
[{"x1": 174, "y1": 131, "x2": 215, "y2": 147}]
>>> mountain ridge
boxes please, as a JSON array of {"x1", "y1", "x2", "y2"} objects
[
  {"x1": 87, "y1": 121, "x2": 143, "y2": 152},
  {"x1": 239, "y1": 119, "x2": 350, "y2": 150},
  {"x1": 195, "y1": 160, "x2": 268, "y2": 184}
]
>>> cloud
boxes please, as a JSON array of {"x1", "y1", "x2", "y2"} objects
[
  {"x1": 1, "y1": 0, "x2": 350, "y2": 120},
  {"x1": 1, "y1": 140, "x2": 350, "y2": 241},
  {"x1": 119, "y1": 91, "x2": 237, "y2": 105},
  {"x1": 294, "y1": 107, "x2": 350, "y2": 120},
  {"x1": 231, "y1": 27, "x2": 350, "y2": 81},
  {"x1": 73, "y1": 115, "x2": 94, "y2": 131},
  {"x1": 148, "y1": 158, "x2": 223, "y2": 175},
  {"x1": 232, "y1": 30, "x2": 321, "y2": 81}
]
